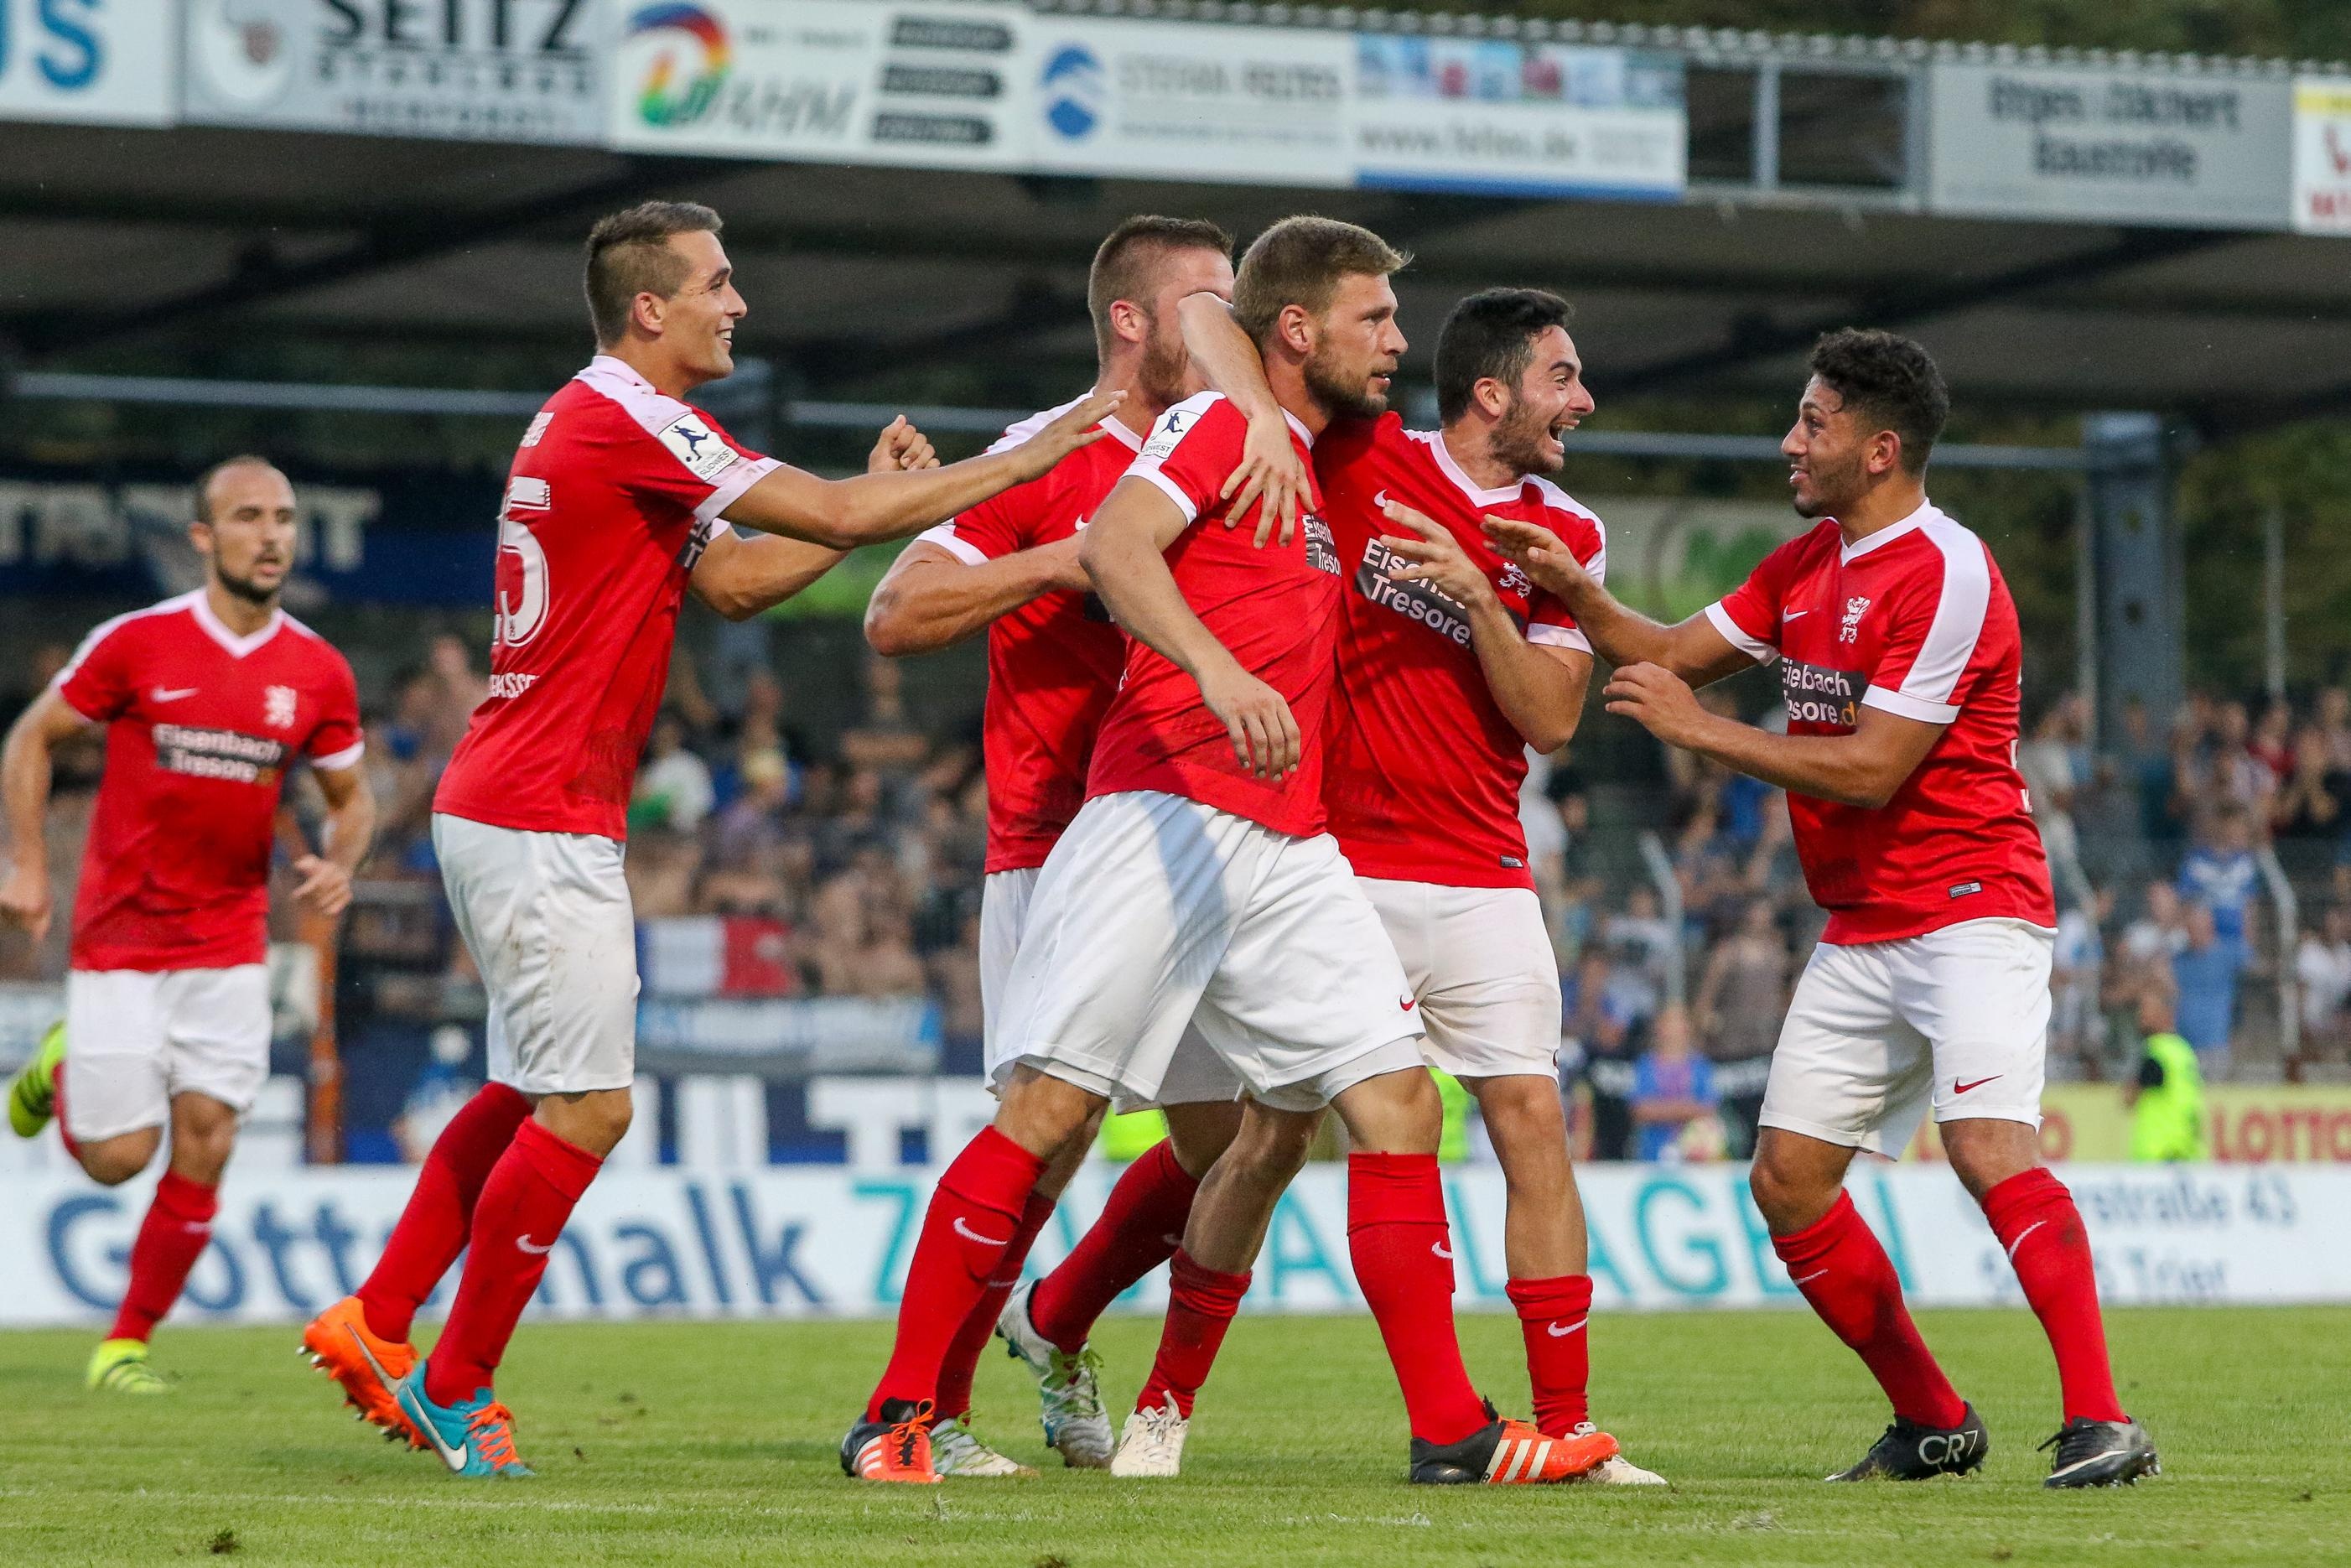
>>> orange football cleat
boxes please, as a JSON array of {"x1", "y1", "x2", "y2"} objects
[
  {"x1": 1412, "y1": 1412, "x2": 1619, "y2": 1484},
  {"x1": 301, "y1": 1295, "x2": 423, "y2": 1448},
  {"x1": 840, "y1": 1399, "x2": 942, "y2": 1484}
]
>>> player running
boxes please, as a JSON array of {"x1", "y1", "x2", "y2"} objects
[
  {"x1": 864, "y1": 216, "x2": 1250, "y2": 1477},
  {"x1": 1487, "y1": 328, "x2": 2156, "y2": 1489},
  {"x1": 1175, "y1": 285, "x2": 1661, "y2": 1484},
  {"x1": 842, "y1": 217, "x2": 1611, "y2": 1489},
  {"x1": 3, "y1": 457, "x2": 375, "y2": 1394},
  {"x1": 295, "y1": 200, "x2": 1118, "y2": 1478}
]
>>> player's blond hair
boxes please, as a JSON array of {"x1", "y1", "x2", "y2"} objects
[
  {"x1": 1232, "y1": 217, "x2": 1409, "y2": 348},
  {"x1": 584, "y1": 201, "x2": 724, "y2": 347}
]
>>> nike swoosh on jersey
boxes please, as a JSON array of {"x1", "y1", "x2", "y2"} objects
[
  {"x1": 953, "y1": 1217, "x2": 1010, "y2": 1247},
  {"x1": 150, "y1": 688, "x2": 198, "y2": 702},
  {"x1": 516, "y1": 1235, "x2": 556, "y2": 1255},
  {"x1": 1783, "y1": 610, "x2": 1810, "y2": 621}
]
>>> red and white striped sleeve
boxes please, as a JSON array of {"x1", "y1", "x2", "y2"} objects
[{"x1": 1858, "y1": 518, "x2": 1993, "y2": 724}]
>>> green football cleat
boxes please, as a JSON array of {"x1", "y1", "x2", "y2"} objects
[
  {"x1": 8, "y1": 1020, "x2": 65, "y2": 1140},
  {"x1": 87, "y1": 1338, "x2": 169, "y2": 1395}
]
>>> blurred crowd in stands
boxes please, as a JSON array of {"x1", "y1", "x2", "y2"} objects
[{"x1": 5, "y1": 624, "x2": 2350, "y2": 1164}]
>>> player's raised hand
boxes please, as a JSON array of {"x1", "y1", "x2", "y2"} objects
[
  {"x1": 868, "y1": 415, "x2": 939, "y2": 474},
  {"x1": 1222, "y1": 411, "x2": 1310, "y2": 549},
  {"x1": 1011, "y1": 388, "x2": 1125, "y2": 480},
  {"x1": 1484, "y1": 515, "x2": 1595, "y2": 601},
  {"x1": 291, "y1": 854, "x2": 355, "y2": 920},
  {"x1": 1196, "y1": 660, "x2": 1300, "y2": 781},
  {"x1": 1379, "y1": 499, "x2": 1492, "y2": 609},
  {"x1": 0, "y1": 862, "x2": 52, "y2": 943},
  {"x1": 1603, "y1": 662, "x2": 1715, "y2": 750}
]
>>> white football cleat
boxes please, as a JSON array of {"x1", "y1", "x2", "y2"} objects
[
  {"x1": 1108, "y1": 1394, "x2": 1188, "y2": 1478},
  {"x1": 928, "y1": 1414, "x2": 1038, "y2": 1478},
  {"x1": 996, "y1": 1280, "x2": 1114, "y2": 1468},
  {"x1": 1570, "y1": 1425, "x2": 1668, "y2": 1485}
]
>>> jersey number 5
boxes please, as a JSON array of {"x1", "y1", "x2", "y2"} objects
[{"x1": 496, "y1": 513, "x2": 551, "y2": 649}]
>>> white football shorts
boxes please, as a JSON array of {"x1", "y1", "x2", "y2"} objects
[
  {"x1": 994, "y1": 791, "x2": 1425, "y2": 1114},
  {"x1": 62, "y1": 964, "x2": 271, "y2": 1142},
  {"x1": 433, "y1": 813, "x2": 639, "y2": 1097},
  {"x1": 1357, "y1": 877, "x2": 1561, "y2": 1080},
  {"x1": 1760, "y1": 916, "x2": 2053, "y2": 1156}
]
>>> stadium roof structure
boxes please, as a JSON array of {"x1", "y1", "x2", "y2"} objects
[{"x1": 3, "y1": 5, "x2": 2349, "y2": 436}]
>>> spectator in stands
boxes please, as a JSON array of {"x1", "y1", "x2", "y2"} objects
[
  {"x1": 2319, "y1": 687, "x2": 2351, "y2": 772},
  {"x1": 624, "y1": 828, "x2": 702, "y2": 921},
  {"x1": 2179, "y1": 802, "x2": 2260, "y2": 956},
  {"x1": 2021, "y1": 693, "x2": 2090, "y2": 900},
  {"x1": 2296, "y1": 903, "x2": 2351, "y2": 1062},
  {"x1": 1694, "y1": 898, "x2": 1788, "y2": 1157},
  {"x1": 394, "y1": 1024, "x2": 480, "y2": 1164},
  {"x1": 2272, "y1": 724, "x2": 2348, "y2": 844},
  {"x1": 2124, "y1": 985, "x2": 2208, "y2": 1163},
  {"x1": 927, "y1": 905, "x2": 987, "y2": 1077},
  {"x1": 423, "y1": 631, "x2": 487, "y2": 754},
  {"x1": 2250, "y1": 701, "x2": 2295, "y2": 792},
  {"x1": 838, "y1": 653, "x2": 928, "y2": 778},
  {"x1": 1605, "y1": 885, "x2": 1677, "y2": 994},
  {"x1": 2051, "y1": 888, "x2": 2108, "y2": 1077},
  {"x1": 632, "y1": 709, "x2": 716, "y2": 833},
  {"x1": 1564, "y1": 948, "x2": 1638, "y2": 1160},
  {"x1": 1631, "y1": 1004, "x2": 1717, "y2": 1162},
  {"x1": 2171, "y1": 900, "x2": 2242, "y2": 1077},
  {"x1": 712, "y1": 746, "x2": 791, "y2": 865},
  {"x1": 803, "y1": 870, "x2": 926, "y2": 997}
]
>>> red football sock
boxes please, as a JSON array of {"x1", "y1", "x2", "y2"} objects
[
  {"x1": 423, "y1": 1118, "x2": 601, "y2": 1406},
  {"x1": 933, "y1": 1191, "x2": 1056, "y2": 1422},
  {"x1": 1505, "y1": 1274, "x2": 1593, "y2": 1437},
  {"x1": 1029, "y1": 1139, "x2": 1199, "y2": 1353},
  {"x1": 108, "y1": 1171, "x2": 218, "y2": 1342},
  {"x1": 1134, "y1": 1251, "x2": 1250, "y2": 1420},
  {"x1": 1773, "y1": 1192, "x2": 1967, "y2": 1430},
  {"x1": 1981, "y1": 1168, "x2": 2126, "y2": 1423},
  {"x1": 359, "y1": 1083, "x2": 531, "y2": 1342},
  {"x1": 867, "y1": 1126, "x2": 1048, "y2": 1419},
  {"x1": 1347, "y1": 1152, "x2": 1487, "y2": 1446}
]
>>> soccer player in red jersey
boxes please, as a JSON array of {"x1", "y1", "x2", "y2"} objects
[
  {"x1": 864, "y1": 216, "x2": 1252, "y2": 1476},
  {"x1": 1176, "y1": 286, "x2": 1661, "y2": 1483},
  {"x1": 2, "y1": 458, "x2": 376, "y2": 1394},
  {"x1": 843, "y1": 218, "x2": 1610, "y2": 1489},
  {"x1": 1489, "y1": 328, "x2": 2157, "y2": 1489},
  {"x1": 293, "y1": 201, "x2": 1117, "y2": 1478}
]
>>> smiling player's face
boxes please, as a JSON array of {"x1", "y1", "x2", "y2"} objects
[{"x1": 654, "y1": 229, "x2": 747, "y2": 386}]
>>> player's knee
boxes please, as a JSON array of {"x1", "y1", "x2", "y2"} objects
[
  {"x1": 80, "y1": 1135, "x2": 158, "y2": 1186},
  {"x1": 1746, "y1": 1155, "x2": 1819, "y2": 1232},
  {"x1": 1227, "y1": 1110, "x2": 1316, "y2": 1187},
  {"x1": 1163, "y1": 1100, "x2": 1243, "y2": 1177}
]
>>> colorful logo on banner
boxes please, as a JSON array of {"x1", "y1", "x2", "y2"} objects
[
  {"x1": 1040, "y1": 43, "x2": 1107, "y2": 140},
  {"x1": 631, "y1": 3, "x2": 733, "y2": 127}
]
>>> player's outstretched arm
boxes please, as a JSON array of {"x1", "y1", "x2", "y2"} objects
[
  {"x1": 1602, "y1": 662, "x2": 1946, "y2": 808},
  {"x1": 1380, "y1": 499, "x2": 1591, "y2": 753},
  {"x1": 1484, "y1": 517, "x2": 1755, "y2": 689},
  {"x1": 292, "y1": 760, "x2": 377, "y2": 921},
  {"x1": 1082, "y1": 475, "x2": 1299, "y2": 780},
  {"x1": 694, "y1": 415, "x2": 941, "y2": 618},
  {"x1": 1176, "y1": 292, "x2": 1309, "y2": 547},
  {"x1": 722, "y1": 391, "x2": 1123, "y2": 549},
  {"x1": 864, "y1": 537, "x2": 1087, "y2": 656},
  {"x1": 0, "y1": 690, "x2": 91, "y2": 942}
]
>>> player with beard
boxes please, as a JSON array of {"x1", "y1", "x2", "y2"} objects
[
  {"x1": 843, "y1": 219, "x2": 1611, "y2": 1488},
  {"x1": 1171, "y1": 286, "x2": 1661, "y2": 1484},
  {"x1": 3, "y1": 458, "x2": 375, "y2": 1394},
  {"x1": 1487, "y1": 329, "x2": 2156, "y2": 1489},
  {"x1": 862, "y1": 216, "x2": 1252, "y2": 1477}
]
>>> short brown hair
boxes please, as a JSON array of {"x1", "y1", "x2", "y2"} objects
[
  {"x1": 584, "y1": 200, "x2": 724, "y2": 346},
  {"x1": 1809, "y1": 328, "x2": 1949, "y2": 475},
  {"x1": 1232, "y1": 216, "x2": 1409, "y2": 347},
  {"x1": 193, "y1": 455, "x2": 283, "y2": 523},
  {"x1": 1087, "y1": 215, "x2": 1234, "y2": 360}
]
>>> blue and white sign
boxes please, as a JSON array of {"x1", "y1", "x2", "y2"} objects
[{"x1": 0, "y1": 0, "x2": 174, "y2": 125}]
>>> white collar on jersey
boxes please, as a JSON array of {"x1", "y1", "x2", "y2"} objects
[
  {"x1": 1098, "y1": 408, "x2": 1145, "y2": 452},
  {"x1": 187, "y1": 589, "x2": 285, "y2": 659},
  {"x1": 1282, "y1": 408, "x2": 1317, "y2": 450},
  {"x1": 1407, "y1": 428, "x2": 1524, "y2": 507},
  {"x1": 1837, "y1": 498, "x2": 1944, "y2": 563},
  {"x1": 584, "y1": 353, "x2": 652, "y2": 391}
]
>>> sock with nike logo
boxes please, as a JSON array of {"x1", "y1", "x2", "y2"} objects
[
  {"x1": 1029, "y1": 1138, "x2": 1200, "y2": 1354},
  {"x1": 1981, "y1": 1168, "x2": 2127, "y2": 1423},
  {"x1": 867, "y1": 1126, "x2": 1047, "y2": 1420},
  {"x1": 934, "y1": 1190, "x2": 1057, "y2": 1422},
  {"x1": 423, "y1": 1117, "x2": 601, "y2": 1407},
  {"x1": 1134, "y1": 1250, "x2": 1251, "y2": 1420},
  {"x1": 359, "y1": 1082, "x2": 531, "y2": 1342},
  {"x1": 1772, "y1": 1191, "x2": 1966, "y2": 1429},
  {"x1": 1505, "y1": 1274, "x2": 1594, "y2": 1436},
  {"x1": 1347, "y1": 1151, "x2": 1487, "y2": 1446},
  {"x1": 109, "y1": 1170, "x2": 218, "y2": 1342}
]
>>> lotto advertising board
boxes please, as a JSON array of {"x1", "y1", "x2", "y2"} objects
[
  {"x1": 180, "y1": 0, "x2": 605, "y2": 142},
  {"x1": 7, "y1": 1162, "x2": 2345, "y2": 1327},
  {"x1": 0, "y1": 0, "x2": 174, "y2": 125}
]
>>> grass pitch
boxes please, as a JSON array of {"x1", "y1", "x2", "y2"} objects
[{"x1": 2, "y1": 1306, "x2": 2343, "y2": 1566}]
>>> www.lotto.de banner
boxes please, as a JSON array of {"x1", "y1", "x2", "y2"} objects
[{"x1": 6, "y1": 1164, "x2": 2346, "y2": 1328}]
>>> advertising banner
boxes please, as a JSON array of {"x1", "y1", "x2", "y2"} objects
[
  {"x1": 0, "y1": 0, "x2": 173, "y2": 125},
  {"x1": 1025, "y1": 16, "x2": 1350, "y2": 187},
  {"x1": 1928, "y1": 60, "x2": 2292, "y2": 229},
  {"x1": 180, "y1": 0, "x2": 605, "y2": 143},
  {"x1": 7, "y1": 1162, "x2": 2343, "y2": 1327},
  {"x1": 1350, "y1": 32, "x2": 1685, "y2": 200},
  {"x1": 2291, "y1": 77, "x2": 2351, "y2": 235},
  {"x1": 608, "y1": 0, "x2": 1026, "y2": 168}
]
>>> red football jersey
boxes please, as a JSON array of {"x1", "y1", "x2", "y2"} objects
[
  {"x1": 917, "y1": 397, "x2": 1139, "y2": 874},
  {"x1": 1706, "y1": 504, "x2": 2055, "y2": 943},
  {"x1": 1315, "y1": 414, "x2": 1604, "y2": 889},
  {"x1": 436, "y1": 356, "x2": 780, "y2": 840},
  {"x1": 1086, "y1": 392, "x2": 1342, "y2": 838},
  {"x1": 53, "y1": 591, "x2": 363, "y2": 972}
]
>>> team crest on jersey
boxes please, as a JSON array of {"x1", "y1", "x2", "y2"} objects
[
  {"x1": 1499, "y1": 559, "x2": 1533, "y2": 599},
  {"x1": 657, "y1": 412, "x2": 740, "y2": 482},
  {"x1": 1840, "y1": 594, "x2": 1871, "y2": 643},
  {"x1": 264, "y1": 685, "x2": 298, "y2": 729}
]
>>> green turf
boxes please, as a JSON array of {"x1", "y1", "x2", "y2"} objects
[{"x1": 1, "y1": 1306, "x2": 2343, "y2": 1565}]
